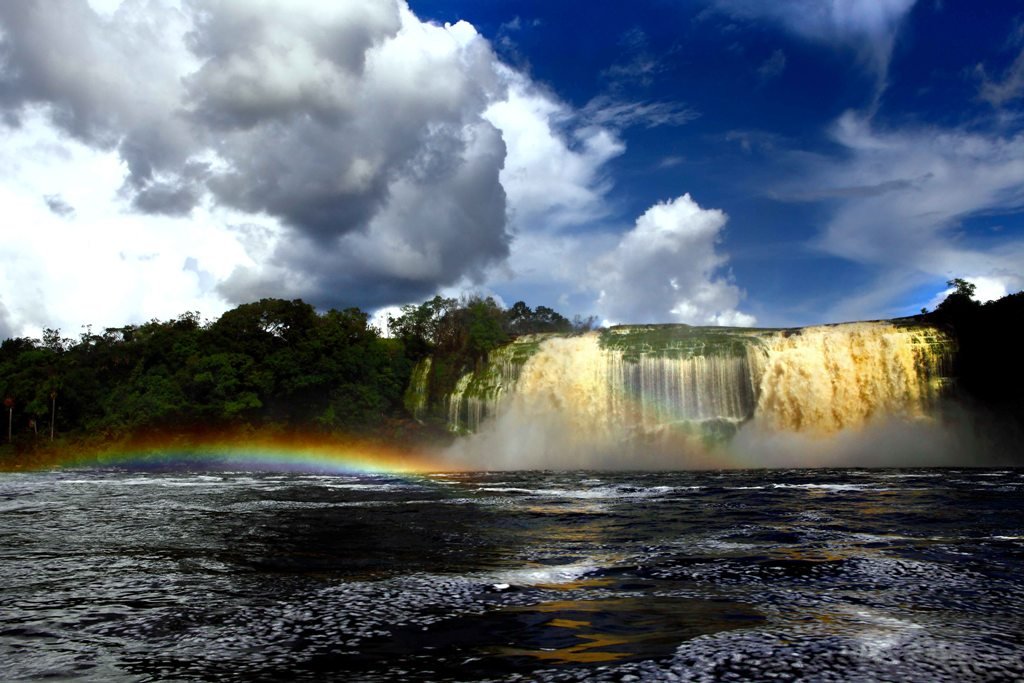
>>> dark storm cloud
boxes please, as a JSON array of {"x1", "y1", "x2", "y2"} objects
[
  {"x1": 180, "y1": 0, "x2": 506, "y2": 246},
  {"x1": 202, "y1": 116, "x2": 393, "y2": 242},
  {"x1": 218, "y1": 119, "x2": 509, "y2": 309},
  {"x1": 43, "y1": 194, "x2": 74, "y2": 217},
  {"x1": 0, "y1": 1, "x2": 195, "y2": 171},
  {"x1": 0, "y1": 0, "x2": 515, "y2": 310},
  {"x1": 182, "y1": 0, "x2": 401, "y2": 130},
  {"x1": 126, "y1": 159, "x2": 210, "y2": 216},
  {"x1": 0, "y1": 1, "x2": 121, "y2": 146},
  {"x1": 131, "y1": 180, "x2": 201, "y2": 216}
]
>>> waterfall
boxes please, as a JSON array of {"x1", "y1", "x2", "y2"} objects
[
  {"x1": 404, "y1": 357, "x2": 432, "y2": 421},
  {"x1": 446, "y1": 337, "x2": 543, "y2": 432},
  {"x1": 508, "y1": 334, "x2": 765, "y2": 439},
  {"x1": 438, "y1": 322, "x2": 952, "y2": 438},
  {"x1": 754, "y1": 324, "x2": 951, "y2": 433}
]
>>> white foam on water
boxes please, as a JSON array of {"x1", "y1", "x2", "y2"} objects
[
  {"x1": 478, "y1": 484, "x2": 683, "y2": 499},
  {"x1": 486, "y1": 561, "x2": 600, "y2": 587},
  {"x1": 838, "y1": 607, "x2": 924, "y2": 657},
  {"x1": 850, "y1": 532, "x2": 915, "y2": 543},
  {"x1": 0, "y1": 500, "x2": 63, "y2": 513},
  {"x1": 698, "y1": 539, "x2": 758, "y2": 551},
  {"x1": 60, "y1": 478, "x2": 221, "y2": 487},
  {"x1": 877, "y1": 473, "x2": 943, "y2": 478},
  {"x1": 770, "y1": 483, "x2": 873, "y2": 492},
  {"x1": 321, "y1": 483, "x2": 404, "y2": 491}
]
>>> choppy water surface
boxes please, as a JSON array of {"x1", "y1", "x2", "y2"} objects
[{"x1": 2, "y1": 467, "x2": 1023, "y2": 681}]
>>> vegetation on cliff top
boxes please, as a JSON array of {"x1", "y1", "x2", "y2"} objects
[{"x1": 598, "y1": 325, "x2": 781, "y2": 362}]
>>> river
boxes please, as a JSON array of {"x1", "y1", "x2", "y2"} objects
[{"x1": 2, "y1": 467, "x2": 1022, "y2": 681}]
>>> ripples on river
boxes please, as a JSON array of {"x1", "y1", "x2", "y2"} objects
[{"x1": 1, "y1": 467, "x2": 1023, "y2": 681}]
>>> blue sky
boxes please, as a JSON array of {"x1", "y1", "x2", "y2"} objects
[{"x1": 1, "y1": 0, "x2": 1022, "y2": 337}]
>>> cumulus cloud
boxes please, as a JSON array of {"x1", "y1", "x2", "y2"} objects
[
  {"x1": 0, "y1": 113, "x2": 255, "y2": 338},
  {"x1": 783, "y1": 112, "x2": 1024, "y2": 319},
  {"x1": 0, "y1": 1, "x2": 197, "y2": 186},
  {"x1": 1, "y1": 0, "x2": 689, "y2": 335},
  {"x1": 593, "y1": 194, "x2": 755, "y2": 326},
  {"x1": 482, "y1": 70, "x2": 693, "y2": 243},
  {"x1": 206, "y1": 5, "x2": 514, "y2": 308},
  {"x1": 219, "y1": 117, "x2": 509, "y2": 308},
  {"x1": 0, "y1": 0, "x2": 524, "y2": 315},
  {"x1": 484, "y1": 68, "x2": 624, "y2": 232}
]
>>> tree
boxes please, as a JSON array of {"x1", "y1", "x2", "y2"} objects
[
  {"x1": 464, "y1": 297, "x2": 508, "y2": 360},
  {"x1": 948, "y1": 278, "x2": 976, "y2": 299},
  {"x1": 572, "y1": 314, "x2": 599, "y2": 332},
  {"x1": 934, "y1": 277, "x2": 982, "y2": 321},
  {"x1": 387, "y1": 296, "x2": 457, "y2": 358},
  {"x1": 504, "y1": 301, "x2": 573, "y2": 334}
]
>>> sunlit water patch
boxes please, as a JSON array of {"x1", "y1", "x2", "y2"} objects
[{"x1": 1, "y1": 467, "x2": 1022, "y2": 681}]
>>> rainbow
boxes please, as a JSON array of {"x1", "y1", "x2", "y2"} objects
[{"x1": 7, "y1": 435, "x2": 457, "y2": 474}]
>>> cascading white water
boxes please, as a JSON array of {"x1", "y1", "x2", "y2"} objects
[
  {"x1": 609, "y1": 351, "x2": 764, "y2": 429},
  {"x1": 442, "y1": 322, "x2": 952, "y2": 439},
  {"x1": 445, "y1": 337, "x2": 543, "y2": 432},
  {"x1": 754, "y1": 323, "x2": 950, "y2": 433}
]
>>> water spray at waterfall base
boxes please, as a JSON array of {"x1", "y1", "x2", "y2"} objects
[
  {"x1": 442, "y1": 405, "x2": 993, "y2": 470},
  {"x1": 433, "y1": 321, "x2": 1009, "y2": 470}
]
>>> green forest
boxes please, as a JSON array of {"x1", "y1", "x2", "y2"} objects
[{"x1": 0, "y1": 296, "x2": 589, "y2": 457}]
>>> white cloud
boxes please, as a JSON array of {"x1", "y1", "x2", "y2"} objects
[
  {"x1": 0, "y1": 112, "x2": 258, "y2": 337},
  {"x1": 85, "y1": 0, "x2": 126, "y2": 15},
  {"x1": 484, "y1": 68, "x2": 625, "y2": 232},
  {"x1": 592, "y1": 194, "x2": 755, "y2": 326},
  {"x1": 0, "y1": 0, "x2": 524, "y2": 324},
  {"x1": 0, "y1": 0, "x2": 644, "y2": 335},
  {"x1": 580, "y1": 96, "x2": 699, "y2": 129},
  {"x1": 711, "y1": 0, "x2": 916, "y2": 79},
  {"x1": 483, "y1": 71, "x2": 695, "y2": 244},
  {"x1": 786, "y1": 112, "x2": 1024, "y2": 320}
]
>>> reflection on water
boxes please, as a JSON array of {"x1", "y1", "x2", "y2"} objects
[
  {"x1": 1, "y1": 468, "x2": 1023, "y2": 681},
  {"x1": 494, "y1": 597, "x2": 763, "y2": 666}
]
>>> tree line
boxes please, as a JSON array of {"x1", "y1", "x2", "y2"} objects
[
  {"x1": 925, "y1": 279, "x2": 1024, "y2": 417},
  {"x1": 0, "y1": 296, "x2": 591, "y2": 450}
]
